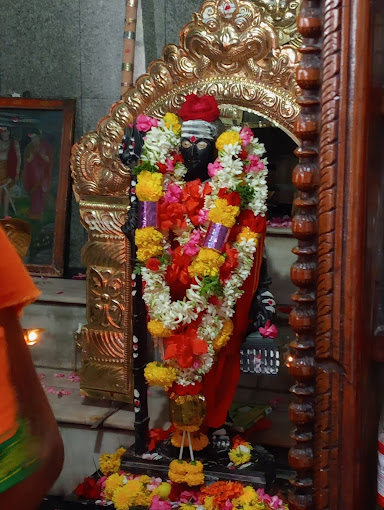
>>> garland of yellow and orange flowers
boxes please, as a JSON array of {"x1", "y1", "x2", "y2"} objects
[{"x1": 133, "y1": 112, "x2": 268, "y2": 392}]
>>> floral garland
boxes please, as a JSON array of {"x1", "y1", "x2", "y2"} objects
[{"x1": 134, "y1": 110, "x2": 268, "y2": 391}]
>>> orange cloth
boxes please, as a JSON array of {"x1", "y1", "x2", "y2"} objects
[{"x1": 0, "y1": 226, "x2": 40, "y2": 443}]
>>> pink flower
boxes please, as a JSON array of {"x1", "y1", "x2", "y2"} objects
[
  {"x1": 197, "y1": 208, "x2": 209, "y2": 225},
  {"x1": 224, "y1": 501, "x2": 233, "y2": 510},
  {"x1": 150, "y1": 495, "x2": 172, "y2": 510},
  {"x1": 207, "y1": 158, "x2": 223, "y2": 177},
  {"x1": 259, "y1": 320, "x2": 278, "y2": 339},
  {"x1": 147, "y1": 477, "x2": 162, "y2": 491},
  {"x1": 166, "y1": 158, "x2": 175, "y2": 173},
  {"x1": 180, "y1": 490, "x2": 200, "y2": 503},
  {"x1": 244, "y1": 154, "x2": 265, "y2": 173},
  {"x1": 136, "y1": 114, "x2": 158, "y2": 132},
  {"x1": 54, "y1": 373, "x2": 66, "y2": 378},
  {"x1": 164, "y1": 183, "x2": 182, "y2": 203},
  {"x1": 97, "y1": 476, "x2": 107, "y2": 489},
  {"x1": 245, "y1": 154, "x2": 265, "y2": 172},
  {"x1": 239, "y1": 126, "x2": 253, "y2": 147},
  {"x1": 47, "y1": 387, "x2": 57, "y2": 394},
  {"x1": 184, "y1": 230, "x2": 203, "y2": 256},
  {"x1": 256, "y1": 489, "x2": 284, "y2": 510}
]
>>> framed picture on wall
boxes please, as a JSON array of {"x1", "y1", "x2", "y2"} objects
[{"x1": 0, "y1": 97, "x2": 75, "y2": 276}]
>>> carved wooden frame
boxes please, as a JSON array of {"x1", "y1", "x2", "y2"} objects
[{"x1": 289, "y1": 0, "x2": 377, "y2": 508}]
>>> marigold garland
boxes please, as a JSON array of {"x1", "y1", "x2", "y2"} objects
[
  {"x1": 168, "y1": 460, "x2": 204, "y2": 486},
  {"x1": 148, "y1": 320, "x2": 173, "y2": 338},
  {"x1": 144, "y1": 361, "x2": 177, "y2": 390},
  {"x1": 208, "y1": 198, "x2": 240, "y2": 228},
  {"x1": 136, "y1": 170, "x2": 164, "y2": 201},
  {"x1": 216, "y1": 131, "x2": 242, "y2": 152},
  {"x1": 99, "y1": 447, "x2": 126, "y2": 476},
  {"x1": 133, "y1": 111, "x2": 269, "y2": 392},
  {"x1": 188, "y1": 248, "x2": 225, "y2": 278},
  {"x1": 213, "y1": 319, "x2": 234, "y2": 351}
]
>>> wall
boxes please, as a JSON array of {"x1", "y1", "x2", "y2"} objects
[
  {"x1": 0, "y1": 0, "x2": 126, "y2": 269},
  {"x1": 0, "y1": 0, "x2": 203, "y2": 271}
]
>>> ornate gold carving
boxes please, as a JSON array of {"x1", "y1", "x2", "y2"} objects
[
  {"x1": 89, "y1": 268, "x2": 125, "y2": 330},
  {"x1": 71, "y1": 0, "x2": 300, "y2": 201},
  {"x1": 70, "y1": 0, "x2": 300, "y2": 403},
  {"x1": 251, "y1": 0, "x2": 302, "y2": 47}
]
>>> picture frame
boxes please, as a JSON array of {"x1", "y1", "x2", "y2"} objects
[{"x1": 0, "y1": 97, "x2": 75, "y2": 276}]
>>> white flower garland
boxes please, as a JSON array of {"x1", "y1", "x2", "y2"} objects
[{"x1": 137, "y1": 119, "x2": 268, "y2": 386}]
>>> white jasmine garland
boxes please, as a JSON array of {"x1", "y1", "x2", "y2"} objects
[{"x1": 135, "y1": 118, "x2": 268, "y2": 385}]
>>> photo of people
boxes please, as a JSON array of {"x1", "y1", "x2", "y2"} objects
[{"x1": 0, "y1": 109, "x2": 64, "y2": 266}]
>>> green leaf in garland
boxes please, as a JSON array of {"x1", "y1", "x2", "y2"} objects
[
  {"x1": 235, "y1": 183, "x2": 255, "y2": 209},
  {"x1": 133, "y1": 160, "x2": 159, "y2": 175},
  {"x1": 133, "y1": 262, "x2": 144, "y2": 275},
  {"x1": 200, "y1": 276, "x2": 224, "y2": 297},
  {"x1": 159, "y1": 253, "x2": 171, "y2": 266}
]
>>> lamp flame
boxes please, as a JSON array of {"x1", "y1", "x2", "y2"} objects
[
  {"x1": 24, "y1": 328, "x2": 44, "y2": 346},
  {"x1": 286, "y1": 355, "x2": 294, "y2": 368}
]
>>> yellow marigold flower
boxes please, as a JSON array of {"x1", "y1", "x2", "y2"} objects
[
  {"x1": 169, "y1": 459, "x2": 188, "y2": 475},
  {"x1": 136, "y1": 170, "x2": 164, "y2": 201},
  {"x1": 137, "y1": 245, "x2": 163, "y2": 262},
  {"x1": 184, "y1": 472, "x2": 205, "y2": 486},
  {"x1": 232, "y1": 485, "x2": 258, "y2": 506},
  {"x1": 147, "y1": 320, "x2": 172, "y2": 338},
  {"x1": 180, "y1": 504, "x2": 197, "y2": 510},
  {"x1": 104, "y1": 473, "x2": 124, "y2": 501},
  {"x1": 209, "y1": 198, "x2": 240, "y2": 228},
  {"x1": 163, "y1": 112, "x2": 181, "y2": 134},
  {"x1": 203, "y1": 496, "x2": 218, "y2": 510},
  {"x1": 228, "y1": 445, "x2": 252, "y2": 466},
  {"x1": 213, "y1": 319, "x2": 234, "y2": 351},
  {"x1": 99, "y1": 447, "x2": 126, "y2": 475},
  {"x1": 135, "y1": 227, "x2": 164, "y2": 248},
  {"x1": 139, "y1": 474, "x2": 151, "y2": 484},
  {"x1": 144, "y1": 361, "x2": 177, "y2": 390},
  {"x1": 216, "y1": 130, "x2": 242, "y2": 152},
  {"x1": 236, "y1": 226, "x2": 260, "y2": 243},
  {"x1": 189, "y1": 247, "x2": 225, "y2": 277},
  {"x1": 135, "y1": 227, "x2": 164, "y2": 261},
  {"x1": 112, "y1": 486, "x2": 132, "y2": 510},
  {"x1": 135, "y1": 492, "x2": 152, "y2": 506},
  {"x1": 185, "y1": 460, "x2": 204, "y2": 474}
]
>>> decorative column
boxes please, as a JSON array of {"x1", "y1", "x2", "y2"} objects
[
  {"x1": 121, "y1": 0, "x2": 139, "y2": 98},
  {"x1": 288, "y1": 0, "x2": 322, "y2": 509}
]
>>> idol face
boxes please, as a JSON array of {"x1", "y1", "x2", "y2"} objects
[{"x1": 180, "y1": 137, "x2": 216, "y2": 182}]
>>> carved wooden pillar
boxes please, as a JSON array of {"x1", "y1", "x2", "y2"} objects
[{"x1": 288, "y1": 1, "x2": 322, "y2": 509}]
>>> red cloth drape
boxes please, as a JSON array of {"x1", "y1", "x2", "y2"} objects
[{"x1": 202, "y1": 220, "x2": 266, "y2": 428}]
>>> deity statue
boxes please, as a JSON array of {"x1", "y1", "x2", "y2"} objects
[{"x1": 121, "y1": 94, "x2": 276, "y2": 457}]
